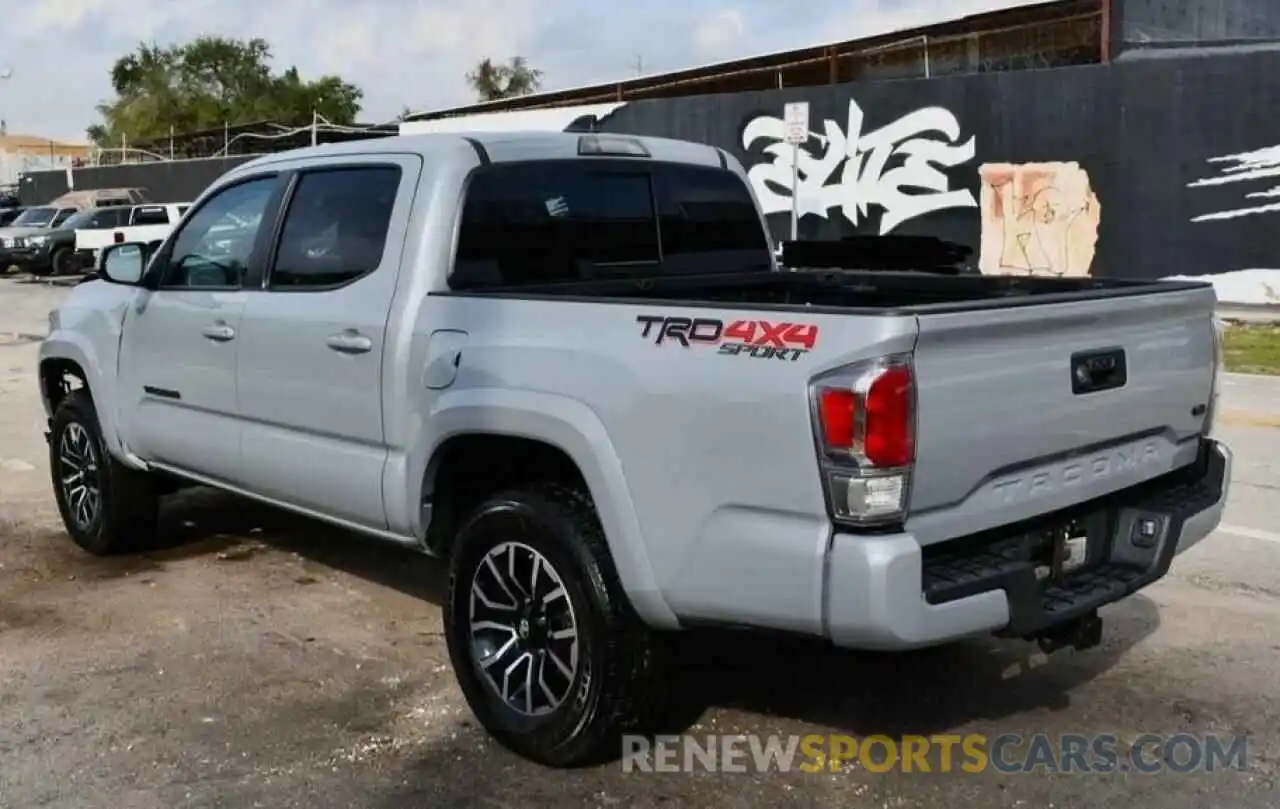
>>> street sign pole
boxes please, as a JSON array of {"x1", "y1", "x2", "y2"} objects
[
  {"x1": 790, "y1": 141, "x2": 798, "y2": 241},
  {"x1": 783, "y1": 101, "x2": 809, "y2": 242}
]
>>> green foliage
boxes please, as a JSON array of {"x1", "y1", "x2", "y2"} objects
[
  {"x1": 466, "y1": 56, "x2": 544, "y2": 102},
  {"x1": 87, "y1": 36, "x2": 363, "y2": 146}
]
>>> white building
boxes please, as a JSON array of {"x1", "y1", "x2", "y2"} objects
[{"x1": 0, "y1": 133, "x2": 90, "y2": 186}]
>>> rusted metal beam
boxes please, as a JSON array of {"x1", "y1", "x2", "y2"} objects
[{"x1": 1100, "y1": 0, "x2": 1113, "y2": 62}]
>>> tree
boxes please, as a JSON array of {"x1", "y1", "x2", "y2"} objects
[
  {"x1": 87, "y1": 36, "x2": 363, "y2": 146},
  {"x1": 465, "y1": 56, "x2": 543, "y2": 102}
]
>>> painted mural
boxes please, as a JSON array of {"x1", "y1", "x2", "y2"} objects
[
  {"x1": 739, "y1": 99, "x2": 978, "y2": 235},
  {"x1": 737, "y1": 99, "x2": 1100, "y2": 279},
  {"x1": 1188, "y1": 143, "x2": 1280, "y2": 222},
  {"x1": 1181, "y1": 141, "x2": 1280, "y2": 302}
]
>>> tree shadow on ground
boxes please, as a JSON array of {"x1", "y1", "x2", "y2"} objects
[{"x1": 134, "y1": 488, "x2": 1161, "y2": 775}]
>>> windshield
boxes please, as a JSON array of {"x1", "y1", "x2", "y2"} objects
[
  {"x1": 59, "y1": 209, "x2": 98, "y2": 229},
  {"x1": 11, "y1": 207, "x2": 56, "y2": 227}
]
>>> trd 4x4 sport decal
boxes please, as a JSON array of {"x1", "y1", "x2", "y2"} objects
[{"x1": 635, "y1": 314, "x2": 819, "y2": 361}]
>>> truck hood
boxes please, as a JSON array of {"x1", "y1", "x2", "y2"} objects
[{"x1": 0, "y1": 226, "x2": 49, "y2": 239}]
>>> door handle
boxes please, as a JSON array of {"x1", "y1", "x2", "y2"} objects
[
  {"x1": 201, "y1": 322, "x2": 236, "y2": 342},
  {"x1": 326, "y1": 329, "x2": 373, "y2": 355}
]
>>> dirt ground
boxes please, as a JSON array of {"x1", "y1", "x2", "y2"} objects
[{"x1": 2, "y1": 275, "x2": 1280, "y2": 808}]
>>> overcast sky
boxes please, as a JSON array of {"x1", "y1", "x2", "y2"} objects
[{"x1": 5, "y1": 0, "x2": 1039, "y2": 142}]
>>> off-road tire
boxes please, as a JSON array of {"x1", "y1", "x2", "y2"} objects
[
  {"x1": 444, "y1": 483, "x2": 671, "y2": 768},
  {"x1": 49, "y1": 390, "x2": 159, "y2": 555}
]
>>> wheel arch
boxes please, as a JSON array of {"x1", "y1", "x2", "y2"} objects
[
  {"x1": 38, "y1": 336, "x2": 138, "y2": 468},
  {"x1": 406, "y1": 389, "x2": 679, "y2": 630}
]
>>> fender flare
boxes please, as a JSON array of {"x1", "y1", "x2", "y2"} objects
[
  {"x1": 401, "y1": 387, "x2": 680, "y2": 630},
  {"x1": 37, "y1": 333, "x2": 142, "y2": 469}
]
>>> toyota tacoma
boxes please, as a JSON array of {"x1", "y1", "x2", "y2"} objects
[{"x1": 38, "y1": 131, "x2": 1230, "y2": 768}]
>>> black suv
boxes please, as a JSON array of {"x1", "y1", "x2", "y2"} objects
[{"x1": 21, "y1": 206, "x2": 133, "y2": 276}]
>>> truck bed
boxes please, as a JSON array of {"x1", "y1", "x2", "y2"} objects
[
  {"x1": 444, "y1": 268, "x2": 1209, "y2": 314},
  {"x1": 441, "y1": 267, "x2": 1219, "y2": 546}
]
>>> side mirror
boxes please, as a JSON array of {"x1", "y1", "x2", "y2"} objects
[{"x1": 98, "y1": 242, "x2": 147, "y2": 285}]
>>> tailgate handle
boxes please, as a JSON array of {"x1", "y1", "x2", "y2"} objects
[{"x1": 1071, "y1": 348, "x2": 1126, "y2": 394}]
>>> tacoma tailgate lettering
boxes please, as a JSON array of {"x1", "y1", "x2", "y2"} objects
[{"x1": 990, "y1": 441, "x2": 1163, "y2": 505}]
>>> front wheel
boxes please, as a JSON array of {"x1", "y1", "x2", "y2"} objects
[
  {"x1": 49, "y1": 391, "x2": 159, "y2": 555},
  {"x1": 444, "y1": 484, "x2": 670, "y2": 767},
  {"x1": 50, "y1": 247, "x2": 75, "y2": 276}
]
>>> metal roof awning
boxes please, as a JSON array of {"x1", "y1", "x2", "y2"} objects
[{"x1": 396, "y1": 103, "x2": 629, "y2": 136}]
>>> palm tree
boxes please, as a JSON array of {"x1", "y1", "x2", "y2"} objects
[{"x1": 466, "y1": 56, "x2": 544, "y2": 101}]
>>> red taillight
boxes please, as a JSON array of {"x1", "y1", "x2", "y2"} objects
[
  {"x1": 113, "y1": 231, "x2": 124, "y2": 243},
  {"x1": 810, "y1": 356, "x2": 915, "y2": 527},
  {"x1": 819, "y1": 388, "x2": 856, "y2": 448},
  {"x1": 863, "y1": 366, "x2": 913, "y2": 467},
  {"x1": 816, "y1": 364, "x2": 914, "y2": 468}
]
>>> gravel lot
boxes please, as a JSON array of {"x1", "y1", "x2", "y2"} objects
[{"x1": 2, "y1": 275, "x2": 1279, "y2": 808}]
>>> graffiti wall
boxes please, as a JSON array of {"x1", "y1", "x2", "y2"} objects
[
  {"x1": 588, "y1": 45, "x2": 1280, "y2": 302},
  {"x1": 19, "y1": 45, "x2": 1280, "y2": 302}
]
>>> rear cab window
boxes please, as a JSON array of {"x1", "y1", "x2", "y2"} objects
[
  {"x1": 450, "y1": 159, "x2": 770, "y2": 290},
  {"x1": 131, "y1": 206, "x2": 171, "y2": 225}
]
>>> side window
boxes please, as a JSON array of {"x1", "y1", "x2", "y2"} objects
[
  {"x1": 653, "y1": 164, "x2": 771, "y2": 274},
  {"x1": 87, "y1": 208, "x2": 125, "y2": 228},
  {"x1": 51, "y1": 208, "x2": 76, "y2": 227},
  {"x1": 268, "y1": 166, "x2": 400, "y2": 290},
  {"x1": 162, "y1": 176, "x2": 277, "y2": 289},
  {"x1": 452, "y1": 161, "x2": 659, "y2": 289}
]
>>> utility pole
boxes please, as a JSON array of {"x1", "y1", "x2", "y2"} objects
[
  {"x1": 169, "y1": 124, "x2": 174, "y2": 160},
  {"x1": 631, "y1": 55, "x2": 643, "y2": 76},
  {"x1": 0, "y1": 68, "x2": 11, "y2": 145},
  {"x1": 311, "y1": 109, "x2": 318, "y2": 147}
]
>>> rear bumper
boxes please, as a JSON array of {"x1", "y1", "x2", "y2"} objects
[{"x1": 823, "y1": 438, "x2": 1230, "y2": 650}]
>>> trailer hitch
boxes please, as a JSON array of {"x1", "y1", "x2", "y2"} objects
[{"x1": 1032, "y1": 610, "x2": 1102, "y2": 654}]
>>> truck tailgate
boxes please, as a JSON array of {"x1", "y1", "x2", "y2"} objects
[{"x1": 906, "y1": 284, "x2": 1218, "y2": 544}]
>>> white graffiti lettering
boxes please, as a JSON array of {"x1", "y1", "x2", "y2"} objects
[
  {"x1": 741, "y1": 99, "x2": 977, "y2": 235},
  {"x1": 1188, "y1": 143, "x2": 1280, "y2": 222}
]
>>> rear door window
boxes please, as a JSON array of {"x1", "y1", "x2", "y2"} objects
[{"x1": 267, "y1": 165, "x2": 401, "y2": 290}]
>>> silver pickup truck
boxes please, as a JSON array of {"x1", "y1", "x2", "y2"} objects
[{"x1": 37, "y1": 131, "x2": 1230, "y2": 768}]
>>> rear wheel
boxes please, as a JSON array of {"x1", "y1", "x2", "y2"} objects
[
  {"x1": 49, "y1": 391, "x2": 159, "y2": 555},
  {"x1": 444, "y1": 483, "x2": 670, "y2": 767}
]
